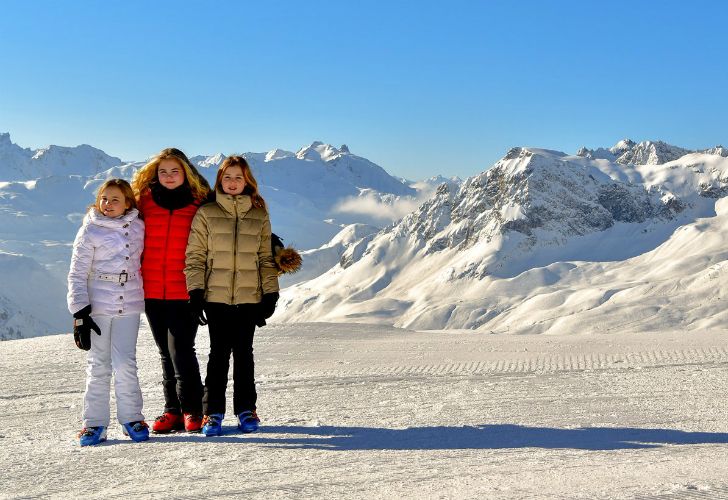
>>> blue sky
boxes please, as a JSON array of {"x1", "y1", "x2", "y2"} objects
[{"x1": 1, "y1": 1, "x2": 726, "y2": 179}]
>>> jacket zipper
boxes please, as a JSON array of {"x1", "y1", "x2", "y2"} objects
[
  {"x1": 231, "y1": 199, "x2": 238, "y2": 304},
  {"x1": 255, "y1": 258, "x2": 262, "y2": 295},
  {"x1": 162, "y1": 209, "x2": 173, "y2": 300}
]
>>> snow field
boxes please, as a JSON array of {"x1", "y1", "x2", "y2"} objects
[{"x1": 2, "y1": 323, "x2": 728, "y2": 499}]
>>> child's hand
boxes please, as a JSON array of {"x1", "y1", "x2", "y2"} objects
[
  {"x1": 188, "y1": 289, "x2": 208, "y2": 326},
  {"x1": 72, "y1": 305, "x2": 101, "y2": 350},
  {"x1": 259, "y1": 292, "x2": 279, "y2": 320}
]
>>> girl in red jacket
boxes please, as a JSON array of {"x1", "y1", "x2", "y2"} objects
[{"x1": 132, "y1": 148, "x2": 211, "y2": 433}]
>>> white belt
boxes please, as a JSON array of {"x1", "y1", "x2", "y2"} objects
[{"x1": 95, "y1": 271, "x2": 138, "y2": 283}]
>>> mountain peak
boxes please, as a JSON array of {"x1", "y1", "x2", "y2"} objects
[
  {"x1": 701, "y1": 145, "x2": 728, "y2": 158},
  {"x1": 265, "y1": 148, "x2": 294, "y2": 162},
  {"x1": 610, "y1": 138, "x2": 636, "y2": 154},
  {"x1": 618, "y1": 140, "x2": 691, "y2": 165},
  {"x1": 296, "y1": 142, "x2": 348, "y2": 162},
  {"x1": 194, "y1": 153, "x2": 226, "y2": 169}
]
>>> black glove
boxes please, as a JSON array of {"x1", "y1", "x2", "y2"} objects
[
  {"x1": 73, "y1": 305, "x2": 101, "y2": 351},
  {"x1": 255, "y1": 292, "x2": 279, "y2": 327},
  {"x1": 189, "y1": 289, "x2": 208, "y2": 326}
]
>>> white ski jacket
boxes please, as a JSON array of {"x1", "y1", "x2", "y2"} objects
[{"x1": 67, "y1": 208, "x2": 145, "y2": 316}]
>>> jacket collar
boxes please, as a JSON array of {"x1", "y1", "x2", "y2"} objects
[
  {"x1": 150, "y1": 182, "x2": 195, "y2": 210},
  {"x1": 216, "y1": 193, "x2": 253, "y2": 217},
  {"x1": 87, "y1": 208, "x2": 140, "y2": 228}
]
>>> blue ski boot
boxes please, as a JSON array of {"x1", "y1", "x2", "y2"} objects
[
  {"x1": 78, "y1": 426, "x2": 107, "y2": 446},
  {"x1": 237, "y1": 410, "x2": 260, "y2": 433},
  {"x1": 202, "y1": 414, "x2": 224, "y2": 436},
  {"x1": 122, "y1": 421, "x2": 150, "y2": 442}
]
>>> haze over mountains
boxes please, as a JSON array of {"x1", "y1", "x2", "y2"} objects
[{"x1": 1, "y1": 132, "x2": 726, "y2": 339}]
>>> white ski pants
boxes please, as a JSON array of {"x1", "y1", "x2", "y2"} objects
[{"x1": 82, "y1": 314, "x2": 144, "y2": 427}]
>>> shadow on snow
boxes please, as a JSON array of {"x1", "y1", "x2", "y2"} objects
[{"x1": 147, "y1": 424, "x2": 728, "y2": 451}]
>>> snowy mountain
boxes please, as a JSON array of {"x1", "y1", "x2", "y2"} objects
[
  {"x1": 3, "y1": 131, "x2": 727, "y2": 339},
  {"x1": 279, "y1": 223, "x2": 381, "y2": 288},
  {"x1": 0, "y1": 132, "x2": 123, "y2": 180},
  {"x1": 276, "y1": 146, "x2": 728, "y2": 333},
  {"x1": 190, "y1": 142, "x2": 415, "y2": 210},
  {"x1": 0, "y1": 135, "x2": 424, "y2": 255},
  {"x1": 0, "y1": 133, "x2": 432, "y2": 339},
  {"x1": 576, "y1": 138, "x2": 727, "y2": 165}
]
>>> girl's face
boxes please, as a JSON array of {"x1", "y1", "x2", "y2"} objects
[
  {"x1": 221, "y1": 165, "x2": 246, "y2": 195},
  {"x1": 157, "y1": 158, "x2": 185, "y2": 190},
  {"x1": 98, "y1": 185, "x2": 130, "y2": 218}
]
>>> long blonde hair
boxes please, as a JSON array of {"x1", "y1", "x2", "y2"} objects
[
  {"x1": 214, "y1": 156, "x2": 266, "y2": 209},
  {"x1": 132, "y1": 147, "x2": 210, "y2": 202}
]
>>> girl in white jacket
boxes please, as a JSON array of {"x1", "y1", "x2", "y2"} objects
[{"x1": 67, "y1": 179, "x2": 148, "y2": 446}]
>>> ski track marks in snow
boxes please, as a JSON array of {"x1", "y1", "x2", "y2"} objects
[
  {"x1": 2, "y1": 323, "x2": 728, "y2": 499},
  {"x1": 268, "y1": 347, "x2": 728, "y2": 381}
]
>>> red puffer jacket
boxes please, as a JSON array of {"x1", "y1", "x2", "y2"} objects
[{"x1": 139, "y1": 192, "x2": 201, "y2": 300}]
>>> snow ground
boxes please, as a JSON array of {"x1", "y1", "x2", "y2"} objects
[{"x1": 2, "y1": 323, "x2": 728, "y2": 499}]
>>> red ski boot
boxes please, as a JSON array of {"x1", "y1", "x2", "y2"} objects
[
  {"x1": 184, "y1": 413, "x2": 203, "y2": 433},
  {"x1": 152, "y1": 412, "x2": 184, "y2": 433}
]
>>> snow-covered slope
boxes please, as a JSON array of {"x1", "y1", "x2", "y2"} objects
[
  {"x1": 0, "y1": 252, "x2": 69, "y2": 340},
  {"x1": 3, "y1": 323, "x2": 728, "y2": 498},
  {"x1": 277, "y1": 147, "x2": 728, "y2": 332},
  {"x1": 280, "y1": 223, "x2": 380, "y2": 288}
]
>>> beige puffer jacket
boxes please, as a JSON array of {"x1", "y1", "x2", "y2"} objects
[{"x1": 185, "y1": 193, "x2": 279, "y2": 304}]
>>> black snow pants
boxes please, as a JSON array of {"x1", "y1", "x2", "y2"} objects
[
  {"x1": 145, "y1": 299, "x2": 204, "y2": 415},
  {"x1": 202, "y1": 302, "x2": 258, "y2": 416}
]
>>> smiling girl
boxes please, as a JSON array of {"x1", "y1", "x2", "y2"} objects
[
  {"x1": 67, "y1": 179, "x2": 148, "y2": 446},
  {"x1": 132, "y1": 148, "x2": 211, "y2": 433},
  {"x1": 185, "y1": 156, "x2": 279, "y2": 436}
]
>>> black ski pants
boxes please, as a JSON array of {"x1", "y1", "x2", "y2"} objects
[
  {"x1": 145, "y1": 299, "x2": 204, "y2": 415},
  {"x1": 202, "y1": 302, "x2": 258, "y2": 416}
]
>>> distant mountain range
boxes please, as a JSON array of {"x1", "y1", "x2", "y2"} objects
[
  {"x1": 576, "y1": 138, "x2": 727, "y2": 165},
  {"x1": 1, "y1": 134, "x2": 726, "y2": 339}
]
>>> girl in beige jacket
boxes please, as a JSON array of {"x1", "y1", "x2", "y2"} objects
[{"x1": 185, "y1": 156, "x2": 279, "y2": 436}]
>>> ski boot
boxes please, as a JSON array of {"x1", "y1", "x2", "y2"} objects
[
  {"x1": 152, "y1": 412, "x2": 184, "y2": 433},
  {"x1": 237, "y1": 410, "x2": 260, "y2": 433},
  {"x1": 184, "y1": 413, "x2": 203, "y2": 433},
  {"x1": 78, "y1": 426, "x2": 107, "y2": 447},
  {"x1": 202, "y1": 414, "x2": 224, "y2": 437},
  {"x1": 122, "y1": 421, "x2": 150, "y2": 442}
]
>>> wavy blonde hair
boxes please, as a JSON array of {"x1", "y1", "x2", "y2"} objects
[
  {"x1": 132, "y1": 147, "x2": 210, "y2": 202},
  {"x1": 215, "y1": 156, "x2": 266, "y2": 209}
]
